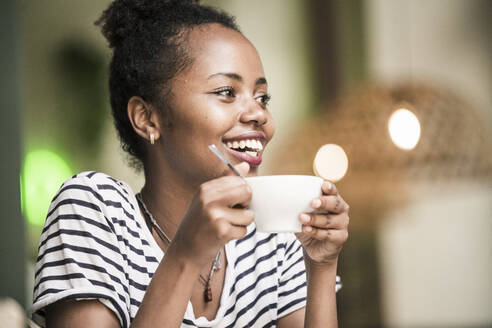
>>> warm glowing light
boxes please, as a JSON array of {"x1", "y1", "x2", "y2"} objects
[
  {"x1": 313, "y1": 144, "x2": 349, "y2": 182},
  {"x1": 21, "y1": 149, "x2": 72, "y2": 226},
  {"x1": 388, "y1": 108, "x2": 421, "y2": 150}
]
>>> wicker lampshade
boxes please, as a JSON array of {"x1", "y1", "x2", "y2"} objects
[{"x1": 274, "y1": 83, "x2": 492, "y2": 215}]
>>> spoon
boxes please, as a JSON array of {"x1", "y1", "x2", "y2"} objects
[{"x1": 208, "y1": 144, "x2": 245, "y2": 178}]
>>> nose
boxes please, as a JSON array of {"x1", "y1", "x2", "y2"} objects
[{"x1": 239, "y1": 99, "x2": 268, "y2": 126}]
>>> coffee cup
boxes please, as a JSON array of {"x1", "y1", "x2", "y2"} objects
[{"x1": 245, "y1": 175, "x2": 323, "y2": 232}]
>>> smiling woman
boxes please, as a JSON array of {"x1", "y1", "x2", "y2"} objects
[{"x1": 31, "y1": 1, "x2": 349, "y2": 327}]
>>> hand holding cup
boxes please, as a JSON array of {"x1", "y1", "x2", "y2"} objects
[{"x1": 296, "y1": 144, "x2": 350, "y2": 264}]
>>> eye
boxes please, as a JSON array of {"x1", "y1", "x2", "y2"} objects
[
  {"x1": 213, "y1": 87, "x2": 235, "y2": 98},
  {"x1": 256, "y1": 93, "x2": 271, "y2": 106}
]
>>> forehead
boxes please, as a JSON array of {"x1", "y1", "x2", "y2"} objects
[{"x1": 181, "y1": 23, "x2": 265, "y2": 79}]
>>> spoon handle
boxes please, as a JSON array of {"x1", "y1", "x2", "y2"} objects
[{"x1": 208, "y1": 144, "x2": 245, "y2": 178}]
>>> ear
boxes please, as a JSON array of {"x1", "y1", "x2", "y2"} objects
[{"x1": 127, "y1": 96, "x2": 161, "y2": 144}]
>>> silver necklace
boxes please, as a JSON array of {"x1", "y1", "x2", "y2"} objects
[{"x1": 136, "y1": 192, "x2": 221, "y2": 302}]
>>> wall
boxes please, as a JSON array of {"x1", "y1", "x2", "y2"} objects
[
  {"x1": 367, "y1": 0, "x2": 492, "y2": 131},
  {"x1": 379, "y1": 182, "x2": 492, "y2": 327},
  {"x1": 366, "y1": 0, "x2": 492, "y2": 326},
  {"x1": 0, "y1": 0, "x2": 25, "y2": 308}
]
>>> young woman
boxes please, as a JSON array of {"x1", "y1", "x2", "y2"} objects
[{"x1": 32, "y1": 1, "x2": 349, "y2": 327}]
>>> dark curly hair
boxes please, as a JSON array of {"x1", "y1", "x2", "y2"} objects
[{"x1": 95, "y1": 0, "x2": 240, "y2": 168}]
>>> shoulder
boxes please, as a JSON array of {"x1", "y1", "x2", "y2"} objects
[
  {"x1": 49, "y1": 171, "x2": 135, "y2": 211},
  {"x1": 33, "y1": 172, "x2": 146, "y2": 328},
  {"x1": 57, "y1": 171, "x2": 133, "y2": 198},
  {"x1": 41, "y1": 171, "x2": 140, "y2": 242}
]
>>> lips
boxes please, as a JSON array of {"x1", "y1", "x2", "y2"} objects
[
  {"x1": 222, "y1": 132, "x2": 266, "y2": 167},
  {"x1": 225, "y1": 147, "x2": 263, "y2": 166}
]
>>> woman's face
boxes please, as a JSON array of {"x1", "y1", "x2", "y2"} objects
[{"x1": 159, "y1": 23, "x2": 275, "y2": 184}]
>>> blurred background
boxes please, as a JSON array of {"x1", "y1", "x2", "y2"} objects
[{"x1": 1, "y1": 0, "x2": 491, "y2": 327}]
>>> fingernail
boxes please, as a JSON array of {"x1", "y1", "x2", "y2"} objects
[
  {"x1": 312, "y1": 198, "x2": 322, "y2": 209},
  {"x1": 300, "y1": 213, "x2": 310, "y2": 223},
  {"x1": 304, "y1": 225, "x2": 312, "y2": 233}
]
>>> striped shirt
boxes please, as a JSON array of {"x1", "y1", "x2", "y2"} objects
[{"x1": 32, "y1": 171, "x2": 342, "y2": 327}]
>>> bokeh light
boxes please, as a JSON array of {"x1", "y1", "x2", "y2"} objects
[
  {"x1": 313, "y1": 143, "x2": 349, "y2": 182},
  {"x1": 21, "y1": 149, "x2": 72, "y2": 227},
  {"x1": 388, "y1": 108, "x2": 421, "y2": 150}
]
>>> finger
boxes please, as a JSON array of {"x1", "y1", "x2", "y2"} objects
[
  {"x1": 301, "y1": 226, "x2": 349, "y2": 243},
  {"x1": 228, "y1": 225, "x2": 249, "y2": 240},
  {"x1": 214, "y1": 218, "x2": 248, "y2": 241},
  {"x1": 311, "y1": 195, "x2": 348, "y2": 214},
  {"x1": 201, "y1": 176, "x2": 252, "y2": 206},
  {"x1": 321, "y1": 181, "x2": 338, "y2": 195},
  {"x1": 234, "y1": 162, "x2": 250, "y2": 177},
  {"x1": 299, "y1": 212, "x2": 348, "y2": 229},
  {"x1": 217, "y1": 207, "x2": 254, "y2": 226},
  {"x1": 222, "y1": 161, "x2": 250, "y2": 177},
  {"x1": 223, "y1": 183, "x2": 252, "y2": 207},
  {"x1": 205, "y1": 175, "x2": 246, "y2": 193}
]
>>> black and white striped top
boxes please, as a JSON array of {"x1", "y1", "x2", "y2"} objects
[{"x1": 33, "y1": 171, "x2": 341, "y2": 327}]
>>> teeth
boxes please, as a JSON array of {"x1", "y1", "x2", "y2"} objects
[
  {"x1": 226, "y1": 139, "x2": 263, "y2": 151},
  {"x1": 245, "y1": 151, "x2": 257, "y2": 156}
]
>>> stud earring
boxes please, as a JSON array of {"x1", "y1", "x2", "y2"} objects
[{"x1": 150, "y1": 133, "x2": 155, "y2": 145}]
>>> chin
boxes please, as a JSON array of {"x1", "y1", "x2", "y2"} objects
[{"x1": 247, "y1": 166, "x2": 259, "y2": 177}]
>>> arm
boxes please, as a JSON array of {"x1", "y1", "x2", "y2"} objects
[
  {"x1": 46, "y1": 300, "x2": 120, "y2": 328},
  {"x1": 131, "y1": 163, "x2": 253, "y2": 326},
  {"x1": 278, "y1": 181, "x2": 349, "y2": 328},
  {"x1": 277, "y1": 260, "x2": 339, "y2": 328},
  {"x1": 304, "y1": 259, "x2": 338, "y2": 327},
  {"x1": 129, "y1": 243, "x2": 201, "y2": 327},
  {"x1": 43, "y1": 164, "x2": 253, "y2": 327}
]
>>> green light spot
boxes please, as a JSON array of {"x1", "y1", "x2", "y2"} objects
[{"x1": 21, "y1": 150, "x2": 72, "y2": 227}]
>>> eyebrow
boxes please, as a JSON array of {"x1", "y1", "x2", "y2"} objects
[{"x1": 208, "y1": 72, "x2": 267, "y2": 86}]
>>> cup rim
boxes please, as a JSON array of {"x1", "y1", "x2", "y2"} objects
[{"x1": 245, "y1": 174, "x2": 322, "y2": 181}]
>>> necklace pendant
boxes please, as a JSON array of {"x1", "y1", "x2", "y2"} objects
[
  {"x1": 214, "y1": 258, "x2": 221, "y2": 270},
  {"x1": 204, "y1": 286, "x2": 213, "y2": 302}
]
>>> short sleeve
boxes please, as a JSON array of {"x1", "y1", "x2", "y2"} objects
[
  {"x1": 32, "y1": 174, "x2": 130, "y2": 327},
  {"x1": 277, "y1": 234, "x2": 307, "y2": 319}
]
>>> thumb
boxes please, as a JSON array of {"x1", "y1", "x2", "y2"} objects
[{"x1": 234, "y1": 162, "x2": 250, "y2": 177}]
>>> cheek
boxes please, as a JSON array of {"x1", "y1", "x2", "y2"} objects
[
  {"x1": 174, "y1": 104, "x2": 236, "y2": 143},
  {"x1": 202, "y1": 107, "x2": 232, "y2": 125},
  {"x1": 202, "y1": 107, "x2": 238, "y2": 134},
  {"x1": 265, "y1": 114, "x2": 275, "y2": 140}
]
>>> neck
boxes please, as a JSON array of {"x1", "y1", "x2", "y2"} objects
[{"x1": 140, "y1": 158, "x2": 198, "y2": 238}]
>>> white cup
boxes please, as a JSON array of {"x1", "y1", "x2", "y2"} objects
[{"x1": 245, "y1": 175, "x2": 323, "y2": 233}]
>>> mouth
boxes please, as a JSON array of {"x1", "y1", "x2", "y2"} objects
[{"x1": 222, "y1": 133, "x2": 265, "y2": 167}]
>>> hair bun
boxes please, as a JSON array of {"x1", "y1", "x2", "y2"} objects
[{"x1": 95, "y1": 0, "x2": 201, "y2": 49}]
